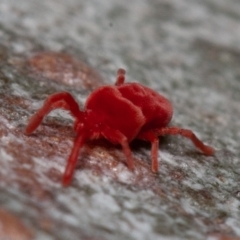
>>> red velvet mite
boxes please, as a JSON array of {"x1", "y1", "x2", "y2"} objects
[{"x1": 25, "y1": 68, "x2": 214, "y2": 186}]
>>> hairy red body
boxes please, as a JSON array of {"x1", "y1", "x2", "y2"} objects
[{"x1": 25, "y1": 68, "x2": 214, "y2": 186}]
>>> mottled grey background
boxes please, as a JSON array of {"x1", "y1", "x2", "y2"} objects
[{"x1": 0, "y1": 0, "x2": 240, "y2": 240}]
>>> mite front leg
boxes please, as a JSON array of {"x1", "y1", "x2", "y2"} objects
[
  {"x1": 62, "y1": 133, "x2": 86, "y2": 186},
  {"x1": 156, "y1": 127, "x2": 214, "y2": 155},
  {"x1": 25, "y1": 92, "x2": 81, "y2": 135}
]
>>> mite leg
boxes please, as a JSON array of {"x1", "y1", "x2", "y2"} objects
[
  {"x1": 25, "y1": 92, "x2": 81, "y2": 135},
  {"x1": 102, "y1": 128, "x2": 134, "y2": 170},
  {"x1": 115, "y1": 68, "x2": 126, "y2": 86},
  {"x1": 62, "y1": 133, "x2": 85, "y2": 186},
  {"x1": 156, "y1": 127, "x2": 214, "y2": 155},
  {"x1": 137, "y1": 131, "x2": 159, "y2": 173}
]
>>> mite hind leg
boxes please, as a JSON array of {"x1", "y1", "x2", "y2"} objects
[
  {"x1": 102, "y1": 127, "x2": 135, "y2": 170},
  {"x1": 156, "y1": 127, "x2": 214, "y2": 155},
  {"x1": 115, "y1": 68, "x2": 126, "y2": 86},
  {"x1": 137, "y1": 131, "x2": 159, "y2": 173}
]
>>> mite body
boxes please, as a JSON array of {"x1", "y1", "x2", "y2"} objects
[{"x1": 25, "y1": 68, "x2": 214, "y2": 186}]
